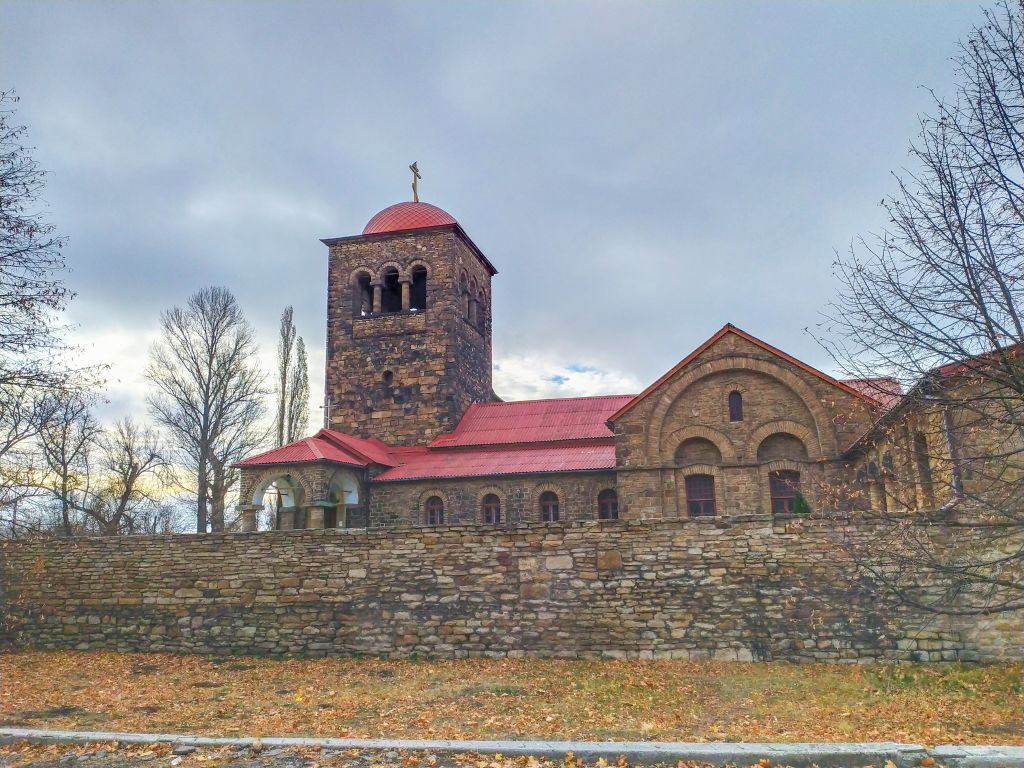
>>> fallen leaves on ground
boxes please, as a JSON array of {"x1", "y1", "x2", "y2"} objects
[{"x1": 1, "y1": 652, "x2": 1021, "y2": 745}]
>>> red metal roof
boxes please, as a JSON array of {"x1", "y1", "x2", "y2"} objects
[
  {"x1": 429, "y1": 395, "x2": 635, "y2": 448},
  {"x1": 840, "y1": 377, "x2": 903, "y2": 411},
  {"x1": 234, "y1": 429, "x2": 397, "y2": 469},
  {"x1": 363, "y1": 202, "x2": 457, "y2": 235},
  {"x1": 374, "y1": 443, "x2": 616, "y2": 482}
]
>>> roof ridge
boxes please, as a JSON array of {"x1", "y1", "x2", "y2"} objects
[{"x1": 476, "y1": 393, "x2": 636, "y2": 407}]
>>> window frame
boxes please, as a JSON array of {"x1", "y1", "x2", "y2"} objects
[
  {"x1": 539, "y1": 490, "x2": 560, "y2": 522},
  {"x1": 481, "y1": 493, "x2": 501, "y2": 524},
  {"x1": 768, "y1": 470, "x2": 801, "y2": 514},
  {"x1": 728, "y1": 390, "x2": 743, "y2": 422},
  {"x1": 424, "y1": 496, "x2": 445, "y2": 526},
  {"x1": 597, "y1": 489, "x2": 618, "y2": 520},
  {"x1": 685, "y1": 474, "x2": 717, "y2": 517}
]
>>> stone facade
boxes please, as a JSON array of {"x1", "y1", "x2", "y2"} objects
[
  {"x1": 613, "y1": 331, "x2": 878, "y2": 520},
  {"x1": 324, "y1": 226, "x2": 495, "y2": 446},
  {"x1": 367, "y1": 472, "x2": 618, "y2": 528},
  {"x1": 2, "y1": 519, "x2": 1021, "y2": 661}
]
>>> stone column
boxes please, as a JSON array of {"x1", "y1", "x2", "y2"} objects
[
  {"x1": 307, "y1": 506, "x2": 325, "y2": 529},
  {"x1": 372, "y1": 282, "x2": 382, "y2": 314},
  {"x1": 238, "y1": 504, "x2": 261, "y2": 532},
  {"x1": 400, "y1": 278, "x2": 411, "y2": 311},
  {"x1": 278, "y1": 506, "x2": 297, "y2": 531}
]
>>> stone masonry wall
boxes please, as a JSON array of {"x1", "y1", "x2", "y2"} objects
[
  {"x1": 2, "y1": 518, "x2": 1020, "y2": 662},
  {"x1": 324, "y1": 228, "x2": 494, "y2": 445}
]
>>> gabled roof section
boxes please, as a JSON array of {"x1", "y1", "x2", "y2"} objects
[
  {"x1": 234, "y1": 429, "x2": 397, "y2": 469},
  {"x1": 428, "y1": 394, "x2": 635, "y2": 448},
  {"x1": 608, "y1": 323, "x2": 878, "y2": 423}
]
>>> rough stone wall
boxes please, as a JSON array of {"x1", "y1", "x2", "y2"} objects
[
  {"x1": 324, "y1": 227, "x2": 494, "y2": 445},
  {"x1": 614, "y1": 332, "x2": 877, "y2": 519},
  {"x1": 367, "y1": 472, "x2": 618, "y2": 527},
  {"x1": 2, "y1": 519, "x2": 1020, "y2": 662}
]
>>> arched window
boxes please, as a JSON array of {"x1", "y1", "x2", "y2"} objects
[
  {"x1": 481, "y1": 493, "x2": 501, "y2": 524},
  {"x1": 728, "y1": 391, "x2": 743, "y2": 422},
  {"x1": 539, "y1": 491, "x2": 559, "y2": 522},
  {"x1": 475, "y1": 290, "x2": 486, "y2": 334},
  {"x1": 353, "y1": 272, "x2": 372, "y2": 317},
  {"x1": 425, "y1": 496, "x2": 444, "y2": 526},
  {"x1": 410, "y1": 265, "x2": 428, "y2": 311},
  {"x1": 380, "y1": 267, "x2": 402, "y2": 313},
  {"x1": 460, "y1": 273, "x2": 471, "y2": 320},
  {"x1": 768, "y1": 470, "x2": 801, "y2": 514},
  {"x1": 597, "y1": 489, "x2": 618, "y2": 520},
  {"x1": 685, "y1": 474, "x2": 716, "y2": 517}
]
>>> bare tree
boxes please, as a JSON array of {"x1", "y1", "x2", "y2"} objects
[
  {"x1": 0, "y1": 384, "x2": 56, "y2": 536},
  {"x1": 819, "y1": 0, "x2": 1024, "y2": 614},
  {"x1": 146, "y1": 287, "x2": 266, "y2": 533},
  {"x1": 35, "y1": 390, "x2": 101, "y2": 536},
  {"x1": 0, "y1": 90, "x2": 70, "y2": 392},
  {"x1": 276, "y1": 306, "x2": 297, "y2": 447},
  {"x1": 80, "y1": 418, "x2": 167, "y2": 535},
  {"x1": 286, "y1": 335, "x2": 309, "y2": 444}
]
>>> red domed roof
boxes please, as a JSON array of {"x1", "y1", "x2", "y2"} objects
[{"x1": 362, "y1": 202, "x2": 457, "y2": 235}]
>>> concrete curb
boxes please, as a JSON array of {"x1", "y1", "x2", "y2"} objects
[{"x1": 0, "y1": 729, "x2": 1022, "y2": 768}]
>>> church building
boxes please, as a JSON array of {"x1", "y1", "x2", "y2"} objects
[{"x1": 236, "y1": 198, "x2": 900, "y2": 531}]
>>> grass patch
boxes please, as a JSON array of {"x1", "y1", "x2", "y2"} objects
[{"x1": 0, "y1": 651, "x2": 1020, "y2": 744}]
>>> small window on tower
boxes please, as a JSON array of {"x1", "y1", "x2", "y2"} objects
[{"x1": 382, "y1": 370, "x2": 394, "y2": 387}]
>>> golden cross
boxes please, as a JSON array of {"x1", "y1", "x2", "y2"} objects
[{"x1": 409, "y1": 161, "x2": 421, "y2": 203}]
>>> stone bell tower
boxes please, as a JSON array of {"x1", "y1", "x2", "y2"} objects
[{"x1": 322, "y1": 200, "x2": 497, "y2": 445}]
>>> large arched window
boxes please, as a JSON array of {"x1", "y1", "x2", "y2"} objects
[
  {"x1": 539, "y1": 491, "x2": 560, "y2": 522},
  {"x1": 768, "y1": 470, "x2": 801, "y2": 514},
  {"x1": 728, "y1": 391, "x2": 743, "y2": 422},
  {"x1": 685, "y1": 474, "x2": 716, "y2": 517},
  {"x1": 597, "y1": 489, "x2": 618, "y2": 520},
  {"x1": 481, "y1": 493, "x2": 501, "y2": 524},
  {"x1": 425, "y1": 496, "x2": 444, "y2": 526},
  {"x1": 353, "y1": 272, "x2": 372, "y2": 317},
  {"x1": 380, "y1": 267, "x2": 402, "y2": 313},
  {"x1": 410, "y1": 265, "x2": 428, "y2": 311}
]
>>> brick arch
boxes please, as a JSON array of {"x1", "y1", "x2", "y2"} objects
[
  {"x1": 349, "y1": 265, "x2": 375, "y2": 283},
  {"x1": 246, "y1": 466, "x2": 314, "y2": 507},
  {"x1": 406, "y1": 259, "x2": 432, "y2": 277},
  {"x1": 475, "y1": 485, "x2": 505, "y2": 523},
  {"x1": 661, "y1": 425, "x2": 737, "y2": 464},
  {"x1": 376, "y1": 260, "x2": 405, "y2": 281},
  {"x1": 416, "y1": 488, "x2": 450, "y2": 525},
  {"x1": 532, "y1": 481, "x2": 566, "y2": 522},
  {"x1": 748, "y1": 419, "x2": 821, "y2": 460},
  {"x1": 649, "y1": 357, "x2": 832, "y2": 460}
]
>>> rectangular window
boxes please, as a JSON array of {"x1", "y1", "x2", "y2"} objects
[
  {"x1": 769, "y1": 470, "x2": 800, "y2": 513},
  {"x1": 685, "y1": 474, "x2": 716, "y2": 517}
]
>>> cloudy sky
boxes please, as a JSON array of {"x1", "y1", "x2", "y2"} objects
[{"x1": 2, "y1": 1, "x2": 984, "y2": 427}]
